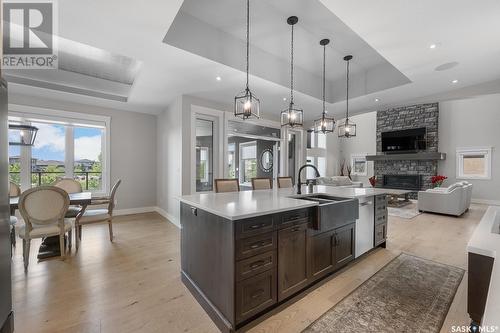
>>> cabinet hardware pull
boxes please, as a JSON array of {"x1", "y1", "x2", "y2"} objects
[
  {"x1": 191, "y1": 207, "x2": 197, "y2": 216},
  {"x1": 251, "y1": 289, "x2": 265, "y2": 299},
  {"x1": 249, "y1": 223, "x2": 267, "y2": 229},
  {"x1": 287, "y1": 215, "x2": 301, "y2": 221},
  {"x1": 250, "y1": 260, "x2": 265, "y2": 269},
  {"x1": 291, "y1": 227, "x2": 300, "y2": 232},
  {"x1": 249, "y1": 241, "x2": 267, "y2": 249}
]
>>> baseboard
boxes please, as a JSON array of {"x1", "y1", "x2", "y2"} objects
[
  {"x1": 154, "y1": 207, "x2": 180, "y2": 228},
  {"x1": 471, "y1": 199, "x2": 500, "y2": 206},
  {"x1": 113, "y1": 207, "x2": 157, "y2": 216}
]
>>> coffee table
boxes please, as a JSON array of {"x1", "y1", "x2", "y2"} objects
[{"x1": 383, "y1": 189, "x2": 414, "y2": 207}]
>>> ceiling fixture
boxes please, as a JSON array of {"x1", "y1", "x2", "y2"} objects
[
  {"x1": 313, "y1": 39, "x2": 335, "y2": 134},
  {"x1": 281, "y1": 16, "x2": 303, "y2": 128},
  {"x1": 429, "y1": 44, "x2": 437, "y2": 49},
  {"x1": 234, "y1": 0, "x2": 260, "y2": 120},
  {"x1": 216, "y1": 76, "x2": 221, "y2": 81},
  {"x1": 8, "y1": 124, "x2": 38, "y2": 146},
  {"x1": 338, "y1": 55, "x2": 356, "y2": 138},
  {"x1": 374, "y1": 98, "x2": 380, "y2": 102},
  {"x1": 452, "y1": 79, "x2": 458, "y2": 84}
]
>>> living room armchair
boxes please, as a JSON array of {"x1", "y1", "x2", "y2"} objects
[{"x1": 417, "y1": 182, "x2": 471, "y2": 216}]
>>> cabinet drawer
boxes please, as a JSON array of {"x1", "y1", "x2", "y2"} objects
[
  {"x1": 374, "y1": 223, "x2": 387, "y2": 246},
  {"x1": 236, "y1": 269, "x2": 277, "y2": 323},
  {"x1": 375, "y1": 213, "x2": 387, "y2": 226},
  {"x1": 236, "y1": 232, "x2": 277, "y2": 260},
  {"x1": 236, "y1": 215, "x2": 274, "y2": 239},
  {"x1": 236, "y1": 251, "x2": 276, "y2": 282},
  {"x1": 278, "y1": 209, "x2": 310, "y2": 228}
]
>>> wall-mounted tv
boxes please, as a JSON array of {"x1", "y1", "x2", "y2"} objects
[{"x1": 381, "y1": 127, "x2": 427, "y2": 153}]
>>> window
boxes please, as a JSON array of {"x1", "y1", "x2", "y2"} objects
[
  {"x1": 8, "y1": 105, "x2": 110, "y2": 194},
  {"x1": 195, "y1": 118, "x2": 214, "y2": 192},
  {"x1": 456, "y1": 147, "x2": 492, "y2": 180},
  {"x1": 227, "y1": 143, "x2": 236, "y2": 178},
  {"x1": 239, "y1": 141, "x2": 257, "y2": 184}
]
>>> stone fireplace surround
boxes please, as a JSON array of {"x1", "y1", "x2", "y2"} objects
[{"x1": 375, "y1": 103, "x2": 439, "y2": 198}]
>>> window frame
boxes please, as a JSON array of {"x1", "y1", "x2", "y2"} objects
[
  {"x1": 8, "y1": 104, "x2": 111, "y2": 196},
  {"x1": 456, "y1": 147, "x2": 492, "y2": 180}
]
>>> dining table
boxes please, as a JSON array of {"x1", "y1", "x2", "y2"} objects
[{"x1": 10, "y1": 192, "x2": 92, "y2": 259}]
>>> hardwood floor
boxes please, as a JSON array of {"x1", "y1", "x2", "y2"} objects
[{"x1": 11, "y1": 205, "x2": 487, "y2": 333}]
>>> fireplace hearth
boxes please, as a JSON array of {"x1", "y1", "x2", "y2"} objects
[{"x1": 382, "y1": 175, "x2": 422, "y2": 191}]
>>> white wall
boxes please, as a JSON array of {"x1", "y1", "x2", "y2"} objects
[
  {"x1": 326, "y1": 112, "x2": 377, "y2": 186},
  {"x1": 157, "y1": 97, "x2": 183, "y2": 226},
  {"x1": 8, "y1": 93, "x2": 158, "y2": 211},
  {"x1": 439, "y1": 94, "x2": 500, "y2": 204}
]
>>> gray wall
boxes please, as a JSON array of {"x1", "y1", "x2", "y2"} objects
[
  {"x1": 438, "y1": 94, "x2": 500, "y2": 203},
  {"x1": 9, "y1": 94, "x2": 158, "y2": 211}
]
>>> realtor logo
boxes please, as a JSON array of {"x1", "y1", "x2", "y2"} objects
[{"x1": 2, "y1": 0, "x2": 58, "y2": 69}]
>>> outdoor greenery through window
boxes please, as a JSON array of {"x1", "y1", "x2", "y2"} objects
[{"x1": 9, "y1": 117, "x2": 106, "y2": 192}]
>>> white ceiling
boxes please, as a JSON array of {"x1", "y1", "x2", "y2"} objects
[{"x1": 6, "y1": 0, "x2": 500, "y2": 122}]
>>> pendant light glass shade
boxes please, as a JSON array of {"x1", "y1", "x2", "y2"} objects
[
  {"x1": 234, "y1": 0, "x2": 260, "y2": 120},
  {"x1": 281, "y1": 16, "x2": 304, "y2": 128},
  {"x1": 338, "y1": 55, "x2": 356, "y2": 138},
  {"x1": 8, "y1": 124, "x2": 38, "y2": 146},
  {"x1": 314, "y1": 39, "x2": 335, "y2": 134}
]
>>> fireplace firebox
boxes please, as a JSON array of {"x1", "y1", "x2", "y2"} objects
[{"x1": 382, "y1": 175, "x2": 422, "y2": 190}]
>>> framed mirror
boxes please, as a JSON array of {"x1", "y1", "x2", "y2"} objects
[{"x1": 260, "y1": 149, "x2": 273, "y2": 172}]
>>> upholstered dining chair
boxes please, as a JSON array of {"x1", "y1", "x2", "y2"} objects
[
  {"x1": 8, "y1": 182, "x2": 21, "y2": 249},
  {"x1": 75, "y1": 179, "x2": 121, "y2": 249},
  {"x1": 17, "y1": 186, "x2": 71, "y2": 270},
  {"x1": 251, "y1": 178, "x2": 272, "y2": 190},
  {"x1": 214, "y1": 179, "x2": 240, "y2": 193},
  {"x1": 54, "y1": 178, "x2": 83, "y2": 219},
  {"x1": 277, "y1": 177, "x2": 294, "y2": 189}
]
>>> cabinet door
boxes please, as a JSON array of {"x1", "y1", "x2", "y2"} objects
[
  {"x1": 333, "y1": 223, "x2": 355, "y2": 270},
  {"x1": 278, "y1": 223, "x2": 308, "y2": 301},
  {"x1": 308, "y1": 231, "x2": 334, "y2": 281}
]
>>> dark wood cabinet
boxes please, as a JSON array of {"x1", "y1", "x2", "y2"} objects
[
  {"x1": 277, "y1": 223, "x2": 309, "y2": 301},
  {"x1": 308, "y1": 230, "x2": 335, "y2": 281},
  {"x1": 333, "y1": 223, "x2": 355, "y2": 270},
  {"x1": 235, "y1": 269, "x2": 277, "y2": 323},
  {"x1": 374, "y1": 195, "x2": 388, "y2": 248}
]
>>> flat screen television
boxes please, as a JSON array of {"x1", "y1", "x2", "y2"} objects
[{"x1": 381, "y1": 127, "x2": 427, "y2": 153}]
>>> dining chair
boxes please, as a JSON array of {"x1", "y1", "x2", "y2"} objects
[
  {"x1": 214, "y1": 179, "x2": 240, "y2": 193},
  {"x1": 251, "y1": 178, "x2": 272, "y2": 190},
  {"x1": 54, "y1": 178, "x2": 83, "y2": 218},
  {"x1": 277, "y1": 177, "x2": 294, "y2": 189},
  {"x1": 8, "y1": 182, "x2": 21, "y2": 250},
  {"x1": 17, "y1": 186, "x2": 71, "y2": 270},
  {"x1": 75, "y1": 179, "x2": 121, "y2": 249}
]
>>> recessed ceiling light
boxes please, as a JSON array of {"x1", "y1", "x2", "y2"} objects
[
  {"x1": 452, "y1": 79, "x2": 458, "y2": 84},
  {"x1": 374, "y1": 98, "x2": 380, "y2": 102},
  {"x1": 429, "y1": 44, "x2": 437, "y2": 49},
  {"x1": 216, "y1": 76, "x2": 221, "y2": 81},
  {"x1": 283, "y1": 97, "x2": 287, "y2": 101}
]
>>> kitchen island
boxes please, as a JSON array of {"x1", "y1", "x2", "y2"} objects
[{"x1": 179, "y1": 186, "x2": 392, "y2": 332}]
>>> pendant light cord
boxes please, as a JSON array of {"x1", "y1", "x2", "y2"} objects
[
  {"x1": 245, "y1": 0, "x2": 250, "y2": 91},
  {"x1": 346, "y1": 58, "x2": 350, "y2": 121},
  {"x1": 290, "y1": 23, "x2": 294, "y2": 105},
  {"x1": 322, "y1": 45, "x2": 326, "y2": 119}
]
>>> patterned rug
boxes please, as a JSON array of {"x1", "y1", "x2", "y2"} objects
[{"x1": 302, "y1": 253, "x2": 464, "y2": 333}]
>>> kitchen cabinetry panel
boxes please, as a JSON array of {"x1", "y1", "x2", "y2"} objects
[{"x1": 333, "y1": 223, "x2": 355, "y2": 269}]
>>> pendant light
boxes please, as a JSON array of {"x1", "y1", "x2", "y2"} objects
[
  {"x1": 313, "y1": 39, "x2": 335, "y2": 134},
  {"x1": 280, "y1": 16, "x2": 303, "y2": 128},
  {"x1": 338, "y1": 55, "x2": 356, "y2": 138},
  {"x1": 8, "y1": 124, "x2": 38, "y2": 146},
  {"x1": 234, "y1": 0, "x2": 260, "y2": 120}
]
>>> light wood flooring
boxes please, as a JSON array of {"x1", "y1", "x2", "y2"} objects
[{"x1": 11, "y1": 204, "x2": 487, "y2": 333}]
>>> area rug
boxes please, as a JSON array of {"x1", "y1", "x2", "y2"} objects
[
  {"x1": 388, "y1": 201, "x2": 422, "y2": 219},
  {"x1": 302, "y1": 253, "x2": 464, "y2": 333}
]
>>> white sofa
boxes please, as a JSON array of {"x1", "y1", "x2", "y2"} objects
[
  {"x1": 417, "y1": 181, "x2": 472, "y2": 216},
  {"x1": 315, "y1": 176, "x2": 363, "y2": 188}
]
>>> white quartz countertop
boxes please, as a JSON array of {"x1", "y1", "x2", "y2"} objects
[
  {"x1": 178, "y1": 185, "x2": 393, "y2": 220},
  {"x1": 467, "y1": 206, "x2": 500, "y2": 327}
]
